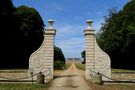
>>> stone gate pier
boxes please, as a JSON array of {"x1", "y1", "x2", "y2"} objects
[
  {"x1": 28, "y1": 19, "x2": 56, "y2": 83},
  {"x1": 84, "y1": 20, "x2": 111, "y2": 81}
]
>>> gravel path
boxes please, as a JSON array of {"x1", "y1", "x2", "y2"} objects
[{"x1": 48, "y1": 63, "x2": 92, "y2": 90}]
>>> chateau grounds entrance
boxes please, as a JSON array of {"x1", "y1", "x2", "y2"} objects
[{"x1": 28, "y1": 19, "x2": 111, "y2": 83}]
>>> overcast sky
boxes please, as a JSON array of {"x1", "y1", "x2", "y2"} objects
[{"x1": 13, "y1": 0, "x2": 129, "y2": 58}]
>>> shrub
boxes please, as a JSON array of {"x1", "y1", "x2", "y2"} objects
[{"x1": 54, "y1": 60, "x2": 65, "y2": 70}]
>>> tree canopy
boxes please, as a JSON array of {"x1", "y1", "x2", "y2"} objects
[
  {"x1": 0, "y1": 0, "x2": 17, "y2": 68},
  {"x1": 0, "y1": 0, "x2": 44, "y2": 68},
  {"x1": 0, "y1": 0, "x2": 66, "y2": 69},
  {"x1": 14, "y1": 5, "x2": 45, "y2": 68},
  {"x1": 81, "y1": 51, "x2": 85, "y2": 64},
  {"x1": 54, "y1": 46, "x2": 65, "y2": 64},
  {"x1": 97, "y1": 0, "x2": 135, "y2": 69}
]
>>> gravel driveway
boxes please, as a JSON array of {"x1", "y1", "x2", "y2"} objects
[{"x1": 47, "y1": 63, "x2": 92, "y2": 90}]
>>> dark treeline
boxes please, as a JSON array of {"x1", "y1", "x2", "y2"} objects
[
  {"x1": 81, "y1": 0, "x2": 135, "y2": 70},
  {"x1": 54, "y1": 46, "x2": 65, "y2": 64},
  {"x1": 54, "y1": 46, "x2": 65, "y2": 69},
  {"x1": 0, "y1": 0, "x2": 44, "y2": 69},
  {"x1": 97, "y1": 0, "x2": 135, "y2": 69},
  {"x1": 0, "y1": 0, "x2": 65, "y2": 69}
]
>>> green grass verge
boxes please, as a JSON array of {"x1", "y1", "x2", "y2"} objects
[
  {"x1": 65, "y1": 63, "x2": 72, "y2": 70},
  {"x1": 75, "y1": 63, "x2": 135, "y2": 72},
  {"x1": 88, "y1": 81, "x2": 135, "y2": 90},
  {"x1": 0, "y1": 70, "x2": 27, "y2": 73},
  {"x1": 0, "y1": 83, "x2": 48, "y2": 90},
  {"x1": 112, "y1": 69, "x2": 135, "y2": 72},
  {"x1": 75, "y1": 63, "x2": 85, "y2": 70}
]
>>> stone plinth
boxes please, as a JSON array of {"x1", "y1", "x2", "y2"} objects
[
  {"x1": 84, "y1": 20, "x2": 111, "y2": 81},
  {"x1": 28, "y1": 19, "x2": 56, "y2": 83}
]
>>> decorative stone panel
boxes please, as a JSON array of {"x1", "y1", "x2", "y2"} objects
[
  {"x1": 28, "y1": 19, "x2": 56, "y2": 83},
  {"x1": 84, "y1": 20, "x2": 111, "y2": 81}
]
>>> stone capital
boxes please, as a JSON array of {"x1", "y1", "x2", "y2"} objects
[
  {"x1": 84, "y1": 19, "x2": 95, "y2": 35},
  {"x1": 84, "y1": 29, "x2": 95, "y2": 35},
  {"x1": 44, "y1": 29, "x2": 56, "y2": 35}
]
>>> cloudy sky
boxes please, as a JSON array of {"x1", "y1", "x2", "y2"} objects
[{"x1": 13, "y1": 0, "x2": 129, "y2": 58}]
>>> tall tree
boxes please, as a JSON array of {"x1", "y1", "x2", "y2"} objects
[
  {"x1": 81, "y1": 51, "x2": 85, "y2": 64},
  {"x1": 54, "y1": 46, "x2": 65, "y2": 64},
  {"x1": 0, "y1": 0, "x2": 17, "y2": 68},
  {"x1": 0, "y1": 0, "x2": 45, "y2": 68},
  {"x1": 14, "y1": 5, "x2": 45, "y2": 68},
  {"x1": 97, "y1": 0, "x2": 135, "y2": 69}
]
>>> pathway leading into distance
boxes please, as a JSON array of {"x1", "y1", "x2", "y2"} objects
[{"x1": 47, "y1": 63, "x2": 92, "y2": 90}]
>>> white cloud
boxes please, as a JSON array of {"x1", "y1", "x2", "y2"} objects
[
  {"x1": 55, "y1": 24, "x2": 84, "y2": 40},
  {"x1": 56, "y1": 37, "x2": 85, "y2": 58},
  {"x1": 54, "y1": 24, "x2": 85, "y2": 58}
]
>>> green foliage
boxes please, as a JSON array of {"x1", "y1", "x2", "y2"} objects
[
  {"x1": 81, "y1": 51, "x2": 85, "y2": 64},
  {"x1": 0, "y1": 0, "x2": 18, "y2": 68},
  {"x1": 14, "y1": 5, "x2": 44, "y2": 68},
  {"x1": 97, "y1": 0, "x2": 135, "y2": 69},
  {"x1": 65, "y1": 63, "x2": 72, "y2": 69},
  {"x1": 54, "y1": 46, "x2": 65, "y2": 64},
  {"x1": 54, "y1": 60, "x2": 65, "y2": 70},
  {"x1": 54, "y1": 46, "x2": 65, "y2": 69},
  {"x1": 0, "y1": 0, "x2": 65, "y2": 69},
  {"x1": 0, "y1": 0, "x2": 15, "y2": 17},
  {"x1": 0, "y1": 0, "x2": 44, "y2": 68},
  {"x1": 15, "y1": 5, "x2": 44, "y2": 49},
  {"x1": 75, "y1": 63, "x2": 85, "y2": 70}
]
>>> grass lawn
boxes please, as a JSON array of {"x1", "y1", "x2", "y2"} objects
[
  {"x1": 75, "y1": 63, "x2": 85, "y2": 70},
  {"x1": 76, "y1": 63, "x2": 135, "y2": 89},
  {"x1": 65, "y1": 63, "x2": 72, "y2": 70},
  {"x1": 112, "y1": 69, "x2": 135, "y2": 72},
  {"x1": 89, "y1": 82, "x2": 135, "y2": 90},
  {"x1": 75, "y1": 63, "x2": 135, "y2": 72},
  {"x1": 0, "y1": 83, "x2": 48, "y2": 90}
]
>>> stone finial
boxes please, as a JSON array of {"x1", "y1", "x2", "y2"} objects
[
  {"x1": 48, "y1": 19, "x2": 55, "y2": 29},
  {"x1": 86, "y1": 20, "x2": 92, "y2": 27},
  {"x1": 86, "y1": 19, "x2": 94, "y2": 30}
]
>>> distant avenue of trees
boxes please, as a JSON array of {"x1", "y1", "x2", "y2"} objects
[{"x1": 0, "y1": 0, "x2": 65, "y2": 69}]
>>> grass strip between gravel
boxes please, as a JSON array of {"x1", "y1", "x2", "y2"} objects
[
  {"x1": 75, "y1": 63, "x2": 85, "y2": 70},
  {"x1": 65, "y1": 63, "x2": 72, "y2": 70}
]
